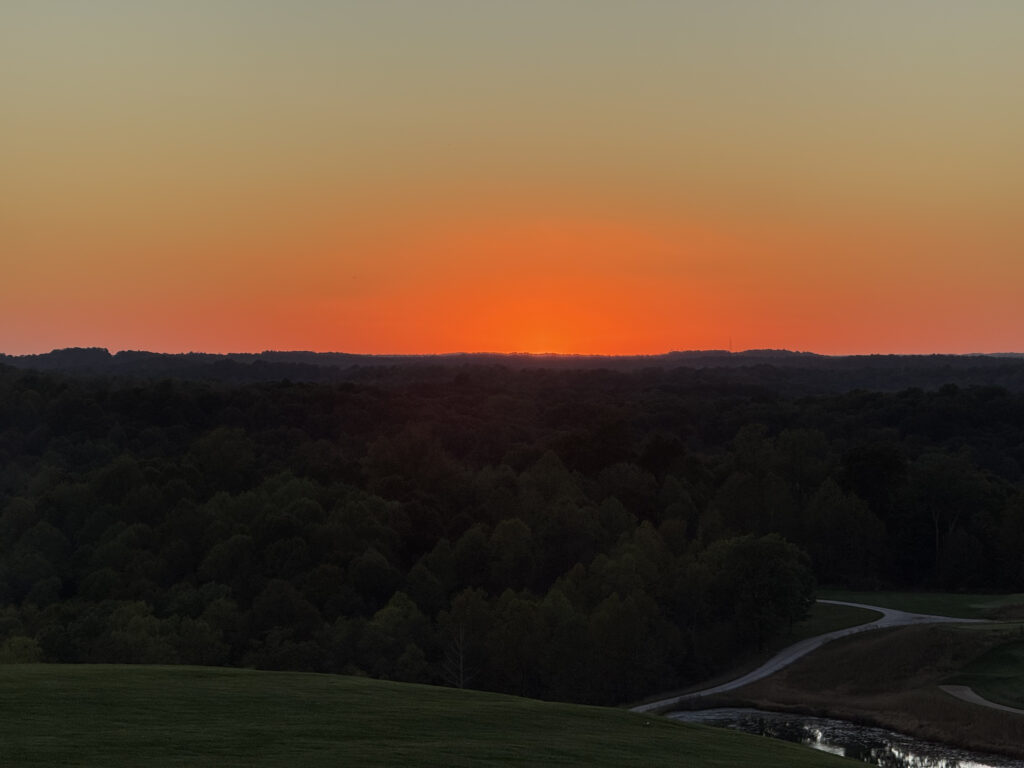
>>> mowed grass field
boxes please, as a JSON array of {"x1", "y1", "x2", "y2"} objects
[
  {"x1": 0, "y1": 664, "x2": 857, "y2": 767},
  {"x1": 952, "y1": 637, "x2": 1024, "y2": 710},
  {"x1": 818, "y1": 590, "x2": 1024, "y2": 620}
]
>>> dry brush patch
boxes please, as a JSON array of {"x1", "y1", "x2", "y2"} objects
[{"x1": 716, "y1": 624, "x2": 1024, "y2": 759}]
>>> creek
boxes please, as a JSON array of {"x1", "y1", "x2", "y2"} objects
[{"x1": 667, "y1": 708, "x2": 1022, "y2": 767}]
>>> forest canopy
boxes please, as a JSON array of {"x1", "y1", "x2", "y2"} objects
[{"x1": 1, "y1": 360, "x2": 1022, "y2": 703}]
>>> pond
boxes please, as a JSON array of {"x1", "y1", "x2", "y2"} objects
[{"x1": 667, "y1": 708, "x2": 1022, "y2": 767}]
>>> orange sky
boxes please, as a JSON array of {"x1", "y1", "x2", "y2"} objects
[{"x1": 3, "y1": 2, "x2": 1024, "y2": 355}]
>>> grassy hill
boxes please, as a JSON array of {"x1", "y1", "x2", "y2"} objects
[
  {"x1": 951, "y1": 635, "x2": 1024, "y2": 709},
  {"x1": 0, "y1": 664, "x2": 855, "y2": 767}
]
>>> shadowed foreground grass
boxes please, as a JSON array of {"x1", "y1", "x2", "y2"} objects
[{"x1": 0, "y1": 664, "x2": 856, "y2": 767}]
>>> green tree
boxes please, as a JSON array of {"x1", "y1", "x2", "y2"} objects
[
  {"x1": 804, "y1": 479, "x2": 885, "y2": 587},
  {"x1": 487, "y1": 518, "x2": 534, "y2": 591},
  {"x1": 486, "y1": 590, "x2": 545, "y2": 697},
  {"x1": 348, "y1": 547, "x2": 402, "y2": 611},
  {"x1": 438, "y1": 587, "x2": 490, "y2": 689},
  {"x1": 0, "y1": 636, "x2": 43, "y2": 663},
  {"x1": 699, "y1": 534, "x2": 815, "y2": 651},
  {"x1": 358, "y1": 591, "x2": 430, "y2": 682}
]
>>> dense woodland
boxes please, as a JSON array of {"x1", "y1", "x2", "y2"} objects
[{"x1": 2, "y1": 358, "x2": 1024, "y2": 704}]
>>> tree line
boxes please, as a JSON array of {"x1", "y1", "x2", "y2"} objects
[{"x1": 0, "y1": 363, "x2": 1022, "y2": 703}]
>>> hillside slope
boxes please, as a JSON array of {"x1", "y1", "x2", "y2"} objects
[{"x1": 0, "y1": 664, "x2": 855, "y2": 767}]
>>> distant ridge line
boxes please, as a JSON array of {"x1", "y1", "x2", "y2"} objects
[
  {"x1": 7, "y1": 346, "x2": 1024, "y2": 362},
  {"x1": 2, "y1": 346, "x2": 1024, "y2": 390}
]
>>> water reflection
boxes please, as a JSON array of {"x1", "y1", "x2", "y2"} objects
[{"x1": 667, "y1": 708, "x2": 1020, "y2": 768}]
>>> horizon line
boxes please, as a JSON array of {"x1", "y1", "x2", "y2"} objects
[{"x1": 4, "y1": 346, "x2": 1024, "y2": 360}]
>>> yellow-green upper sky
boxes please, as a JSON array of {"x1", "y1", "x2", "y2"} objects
[{"x1": 4, "y1": 1, "x2": 1023, "y2": 355}]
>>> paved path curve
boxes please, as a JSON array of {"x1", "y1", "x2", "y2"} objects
[
  {"x1": 940, "y1": 685, "x2": 1024, "y2": 716},
  {"x1": 630, "y1": 599, "x2": 986, "y2": 714}
]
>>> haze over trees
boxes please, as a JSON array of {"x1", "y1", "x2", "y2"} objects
[{"x1": 1, "y1": 356, "x2": 1023, "y2": 704}]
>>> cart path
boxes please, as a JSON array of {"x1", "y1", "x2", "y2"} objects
[
  {"x1": 630, "y1": 599, "x2": 986, "y2": 714},
  {"x1": 940, "y1": 685, "x2": 1024, "y2": 716}
]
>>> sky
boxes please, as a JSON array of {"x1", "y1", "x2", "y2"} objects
[{"x1": 4, "y1": 1, "x2": 1024, "y2": 356}]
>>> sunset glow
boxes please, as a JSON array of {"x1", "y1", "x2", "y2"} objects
[{"x1": 4, "y1": 1, "x2": 1024, "y2": 355}]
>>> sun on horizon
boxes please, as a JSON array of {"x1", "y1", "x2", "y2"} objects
[{"x1": 4, "y1": 2, "x2": 1023, "y2": 357}]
